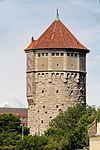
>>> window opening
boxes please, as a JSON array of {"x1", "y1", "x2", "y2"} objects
[
  {"x1": 75, "y1": 53, "x2": 77, "y2": 57},
  {"x1": 52, "y1": 53, "x2": 55, "y2": 56},
  {"x1": 42, "y1": 90, "x2": 44, "y2": 93},
  {"x1": 71, "y1": 90, "x2": 73, "y2": 94},
  {"x1": 56, "y1": 90, "x2": 59, "y2": 93},
  {"x1": 59, "y1": 109, "x2": 62, "y2": 111},
  {"x1": 42, "y1": 53, "x2": 44, "y2": 56},
  {"x1": 71, "y1": 53, "x2": 73, "y2": 57},
  {"x1": 56, "y1": 105, "x2": 58, "y2": 108},
  {"x1": 41, "y1": 120, "x2": 43, "y2": 123},
  {"x1": 67, "y1": 53, "x2": 70, "y2": 56},
  {"x1": 56, "y1": 73, "x2": 59, "y2": 75},
  {"x1": 56, "y1": 53, "x2": 59, "y2": 56},
  {"x1": 38, "y1": 53, "x2": 40, "y2": 57},
  {"x1": 60, "y1": 53, "x2": 64, "y2": 56}
]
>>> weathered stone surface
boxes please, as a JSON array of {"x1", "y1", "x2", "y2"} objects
[{"x1": 25, "y1": 50, "x2": 87, "y2": 135}]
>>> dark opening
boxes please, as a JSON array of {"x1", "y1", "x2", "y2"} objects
[
  {"x1": 75, "y1": 53, "x2": 77, "y2": 57},
  {"x1": 41, "y1": 120, "x2": 43, "y2": 123},
  {"x1": 42, "y1": 90, "x2": 44, "y2": 93},
  {"x1": 56, "y1": 105, "x2": 58, "y2": 108},
  {"x1": 56, "y1": 90, "x2": 59, "y2": 93},
  {"x1": 71, "y1": 53, "x2": 73, "y2": 57},
  {"x1": 42, "y1": 53, "x2": 44, "y2": 56},
  {"x1": 56, "y1": 53, "x2": 59, "y2": 56},
  {"x1": 52, "y1": 53, "x2": 55, "y2": 56},
  {"x1": 38, "y1": 53, "x2": 40, "y2": 57},
  {"x1": 67, "y1": 53, "x2": 70, "y2": 56},
  {"x1": 61, "y1": 53, "x2": 64, "y2": 56},
  {"x1": 56, "y1": 73, "x2": 59, "y2": 75},
  {"x1": 59, "y1": 109, "x2": 62, "y2": 111}
]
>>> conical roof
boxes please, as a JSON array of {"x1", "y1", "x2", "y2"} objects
[{"x1": 25, "y1": 20, "x2": 88, "y2": 51}]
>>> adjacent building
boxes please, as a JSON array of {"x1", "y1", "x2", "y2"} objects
[
  {"x1": 89, "y1": 122, "x2": 100, "y2": 150},
  {"x1": 0, "y1": 107, "x2": 28, "y2": 126}
]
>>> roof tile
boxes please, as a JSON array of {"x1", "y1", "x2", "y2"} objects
[{"x1": 25, "y1": 20, "x2": 88, "y2": 51}]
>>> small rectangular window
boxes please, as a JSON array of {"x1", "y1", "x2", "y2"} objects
[
  {"x1": 67, "y1": 53, "x2": 70, "y2": 56},
  {"x1": 56, "y1": 53, "x2": 59, "y2": 56},
  {"x1": 45, "y1": 53, "x2": 48, "y2": 56},
  {"x1": 42, "y1": 90, "x2": 44, "y2": 93},
  {"x1": 80, "y1": 54, "x2": 82, "y2": 57},
  {"x1": 60, "y1": 53, "x2": 64, "y2": 56},
  {"x1": 71, "y1": 53, "x2": 73, "y2": 57},
  {"x1": 56, "y1": 105, "x2": 58, "y2": 108},
  {"x1": 84, "y1": 55, "x2": 86, "y2": 58},
  {"x1": 42, "y1": 53, "x2": 44, "y2": 56},
  {"x1": 52, "y1": 53, "x2": 55, "y2": 56},
  {"x1": 41, "y1": 120, "x2": 43, "y2": 123},
  {"x1": 75, "y1": 53, "x2": 77, "y2": 57},
  {"x1": 38, "y1": 53, "x2": 40, "y2": 57},
  {"x1": 56, "y1": 73, "x2": 59, "y2": 75}
]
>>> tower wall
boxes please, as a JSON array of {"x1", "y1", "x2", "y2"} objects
[{"x1": 26, "y1": 49, "x2": 87, "y2": 135}]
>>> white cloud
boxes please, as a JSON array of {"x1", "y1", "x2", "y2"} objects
[{"x1": 0, "y1": 97, "x2": 27, "y2": 108}]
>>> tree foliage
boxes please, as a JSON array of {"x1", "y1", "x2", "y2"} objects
[
  {"x1": 0, "y1": 113, "x2": 21, "y2": 133},
  {"x1": 0, "y1": 105, "x2": 99, "y2": 150},
  {"x1": 48, "y1": 104, "x2": 97, "y2": 150},
  {"x1": 49, "y1": 104, "x2": 86, "y2": 132}
]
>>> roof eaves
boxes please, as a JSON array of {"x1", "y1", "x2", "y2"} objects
[{"x1": 25, "y1": 47, "x2": 90, "y2": 52}]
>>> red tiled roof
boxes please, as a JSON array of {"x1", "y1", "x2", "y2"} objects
[
  {"x1": 25, "y1": 20, "x2": 88, "y2": 51},
  {"x1": 0, "y1": 108, "x2": 28, "y2": 114},
  {"x1": 18, "y1": 113, "x2": 28, "y2": 117},
  {"x1": 21, "y1": 120, "x2": 28, "y2": 124}
]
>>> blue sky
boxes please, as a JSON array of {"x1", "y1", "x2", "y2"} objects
[{"x1": 0, "y1": 0, "x2": 100, "y2": 108}]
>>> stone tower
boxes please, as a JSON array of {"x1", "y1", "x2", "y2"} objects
[{"x1": 25, "y1": 14, "x2": 90, "y2": 135}]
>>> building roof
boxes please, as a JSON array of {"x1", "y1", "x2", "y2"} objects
[
  {"x1": 0, "y1": 108, "x2": 28, "y2": 114},
  {"x1": 25, "y1": 20, "x2": 89, "y2": 51}
]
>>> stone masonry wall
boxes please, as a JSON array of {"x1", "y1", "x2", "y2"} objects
[
  {"x1": 26, "y1": 49, "x2": 87, "y2": 135},
  {"x1": 28, "y1": 71, "x2": 86, "y2": 135}
]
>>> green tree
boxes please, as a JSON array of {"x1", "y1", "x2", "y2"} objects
[
  {"x1": 0, "y1": 113, "x2": 29, "y2": 149},
  {"x1": 48, "y1": 105, "x2": 97, "y2": 150},
  {"x1": 0, "y1": 113, "x2": 20, "y2": 134},
  {"x1": 0, "y1": 105, "x2": 98, "y2": 150},
  {"x1": 0, "y1": 113, "x2": 29, "y2": 135},
  {"x1": 49, "y1": 104, "x2": 86, "y2": 132}
]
